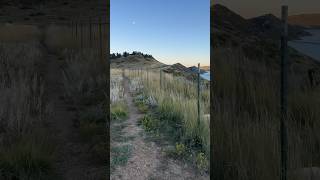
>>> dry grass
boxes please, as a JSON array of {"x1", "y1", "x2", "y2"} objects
[
  {"x1": 0, "y1": 41, "x2": 45, "y2": 137},
  {"x1": 125, "y1": 68, "x2": 210, "y2": 172},
  {"x1": 44, "y1": 24, "x2": 103, "y2": 52},
  {"x1": 0, "y1": 41, "x2": 54, "y2": 179},
  {"x1": 61, "y1": 48, "x2": 107, "y2": 162},
  {"x1": 211, "y1": 47, "x2": 320, "y2": 180},
  {"x1": 62, "y1": 48, "x2": 107, "y2": 106},
  {"x1": 110, "y1": 69, "x2": 125, "y2": 104}
]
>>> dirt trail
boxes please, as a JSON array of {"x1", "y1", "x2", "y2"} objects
[
  {"x1": 111, "y1": 77, "x2": 208, "y2": 180},
  {"x1": 42, "y1": 35, "x2": 104, "y2": 179}
]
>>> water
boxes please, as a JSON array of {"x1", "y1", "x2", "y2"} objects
[
  {"x1": 200, "y1": 71, "x2": 210, "y2": 81},
  {"x1": 289, "y1": 29, "x2": 320, "y2": 62}
]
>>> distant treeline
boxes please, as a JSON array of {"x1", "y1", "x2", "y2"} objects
[{"x1": 110, "y1": 51, "x2": 153, "y2": 59}]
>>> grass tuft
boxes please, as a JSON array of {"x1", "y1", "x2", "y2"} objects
[
  {"x1": 111, "y1": 145, "x2": 132, "y2": 169},
  {"x1": 111, "y1": 101, "x2": 128, "y2": 121}
]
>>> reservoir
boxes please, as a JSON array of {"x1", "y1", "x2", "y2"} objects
[
  {"x1": 289, "y1": 29, "x2": 320, "y2": 62},
  {"x1": 200, "y1": 71, "x2": 210, "y2": 81}
]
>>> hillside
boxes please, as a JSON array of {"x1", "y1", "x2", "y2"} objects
[
  {"x1": 248, "y1": 14, "x2": 310, "y2": 39},
  {"x1": 211, "y1": 4, "x2": 308, "y2": 47},
  {"x1": 211, "y1": 4, "x2": 320, "y2": 69},
  {"x1": 110, "y1": 54, "x2": 209, "y2": 81},
  {"x1": 289, "y1": 14, "x2": 320, "y2": 27},
  {"x1": 110, "y1": 54, "x2": 165, "y2": 69}
]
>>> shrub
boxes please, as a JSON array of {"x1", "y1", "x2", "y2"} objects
[
  {"x1": 140, "y1": 114, "x2": 159, "y2": 132},
  {"x1": 110, "y1": 102, "x2": 127, "y2": 121},
  {"x1": 135, "y1": 101, "x2": 149, "y2": 113},
  {"x1": 196, "y1": 152, "x2": 208, "y2": 172},
  {"x1": 175, "y1": 143, "x2": 186, "y2": 156}
]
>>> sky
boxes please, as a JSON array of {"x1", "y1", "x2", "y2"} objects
[
  {"x1": 111, "y1": 0, "x2": 210, "y2": 67},
  {"x1": 214, "y1": 0, "x2": 320, "y2": 18}
]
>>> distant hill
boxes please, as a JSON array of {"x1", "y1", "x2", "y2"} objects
[
  {"x1": 211, "y1": 3, "x2": 320, "y2": 70},
  {"x1": 211, "y1": 4, "x2": 309, "y2": 46},
  {"x1": 188, "y1": 66, "x2": 207, "y2": 74},
  {"x1": 288, "y1": 14, "x2": 320, "y2": 27},
  {"x1": 248, "y1": 14, "x2": 309, "y2": 39},
  {"x1": 163, "y1": 63, "x2": 196, "y2": 80},
  {"x1": 110, "y1": 54, "x2": 209, "y2": 81},
  {"x1": 212, "y1": 4, "x2": 250, "y2": 35},
  {"x1": 211, "y1": 4, "x2": 311, "y2": 59},
  {"x1": 200, "y1": 66, "x2": 210, "y2": 71},
  {"x1": 110, "y1": 54, "x2": 165, "y2": 69}
]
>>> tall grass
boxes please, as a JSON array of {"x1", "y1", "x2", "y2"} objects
[
  {"x1": 61, "y1": 48, "x2": 107, "y2": 162},
  {"x1": 0, "y1": 42, "x2": 54, "y2": 179},
  {"x1": 110, "y1": 69, "x2": 128, "y2": 121},
  {"x1": 110, "y1": 69, "x2": 125, "y2": 104},
  {"x1": 125, "y1": 68, "x2": 210, "y2": 171},
  {"x1": 0, "y1": 41, "x2": 45, "y2": 138},
  {"x1": 62, "y1": 48, "x2": 107, "y2": 106},
  {"x1": 212, "y1": 47, "x2": 320, "y2": 180},
  {"x1": 110, "y1": 69, "x2": 130, "y2": 172}
]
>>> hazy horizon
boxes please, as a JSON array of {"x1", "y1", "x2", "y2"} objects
[
  {"x1": 111, "y1": 0, "x2": 210, "y2": 67},
  {"x1": 213, "y1": 0, "x2": 320, "y2": 18}
]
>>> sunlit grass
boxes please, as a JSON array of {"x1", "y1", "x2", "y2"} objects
[{"x1": 126, "y1": 68, "x2": 210, "y2": 171}]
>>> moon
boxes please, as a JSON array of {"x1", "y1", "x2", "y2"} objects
[{"x1": 132, "y1": 21, "x2": 136, "y2": 25}]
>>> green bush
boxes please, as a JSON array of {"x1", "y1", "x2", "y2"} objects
[
  {"x1": 196, "y1": 152, "x2": 208, "y2": 172},
  {"x1": 134, "y1": 94, "x2": 150, "y2": 113},
  {"x1": 140, "y1": 114, "x2": 159, "y2": 132},
  {"x1": 111, "y1": 102, "x2": 128, "y2": 121},
  {"x1": 136, "y1": 101, "x2": 149, "y2": 113},
  {"x1": 175, "y1": 143, "x2": 186, "y2": 156}
]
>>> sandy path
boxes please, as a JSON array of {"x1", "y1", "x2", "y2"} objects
[
  {"x1": 111, "y1": 76, "x2": 208, "y2": 180},
  {"x1": 42, "y1": 35, "x2": 104, "y2": 179}
]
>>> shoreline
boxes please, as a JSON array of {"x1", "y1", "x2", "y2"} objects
[{"x1": 289, "y1": 28, "x2": 320, "y2": 62}]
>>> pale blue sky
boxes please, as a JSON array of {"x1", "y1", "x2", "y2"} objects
[{"x1": 111, "y1": 0, "x2": 210, "y2": 66}]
